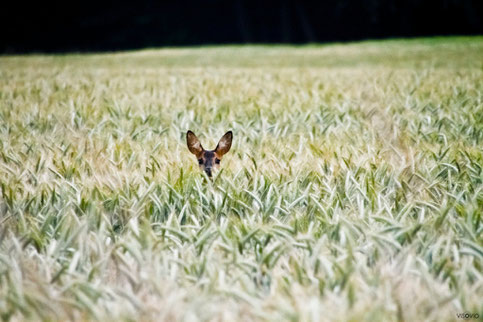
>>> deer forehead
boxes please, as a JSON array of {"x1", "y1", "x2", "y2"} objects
[{"x1": 202, "y1": 151, "x2": 221, "y2": 159}]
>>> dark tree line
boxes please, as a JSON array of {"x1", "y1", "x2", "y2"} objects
[{"x1": 1, "y1": 0, "x2": 482, "y2": 53}]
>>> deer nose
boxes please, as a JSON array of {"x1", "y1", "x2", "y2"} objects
[{"x1": 205, "y1": 167, "x2": 212, "y2": 177}]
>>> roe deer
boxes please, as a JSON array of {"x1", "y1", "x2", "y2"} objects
[{"x1": 186, "y1": 130, "x2": 233, "y2": 177}]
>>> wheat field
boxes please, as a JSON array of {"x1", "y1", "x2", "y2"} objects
[{"x1": 0, "y1": 37, "x2": 482, "y2": 321}]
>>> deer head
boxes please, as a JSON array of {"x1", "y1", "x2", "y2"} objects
[{"x1": 186, "y1": 130, "x2": 233, "y2": 177}]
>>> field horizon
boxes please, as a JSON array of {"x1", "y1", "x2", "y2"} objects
[{"x1": 0, "y1": 37, "x2": 482, "y2": 321}]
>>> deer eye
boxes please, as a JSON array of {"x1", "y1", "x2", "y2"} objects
[
  {"x1": 215, "y1": 159, "x2": 220, "y2": 164},
  {"x1": 198, "y1": 159, "x2": 203, "y2": 165}
]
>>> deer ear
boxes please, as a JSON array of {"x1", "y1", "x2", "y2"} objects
[
  {"x1": 187, "y1": 131, "x2": 204, "y2": 156},
  {"x1": 215, "y1": 131, "x2": 233, "y2": 157}
]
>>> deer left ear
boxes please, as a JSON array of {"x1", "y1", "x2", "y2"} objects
[
  {"x1": 187, "y1": 130, "x2": 204, "y2": 157},
  {"x1": 215, "y1": 131, "x2": 233, "y2": 157}
]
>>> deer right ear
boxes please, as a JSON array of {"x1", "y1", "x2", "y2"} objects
[
  {"x1": 187, "y1": 131, "x2": 204, "y2": 157},
  {"x1": 215, "y1": 131, "x2": 233, "y2": 157}
]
